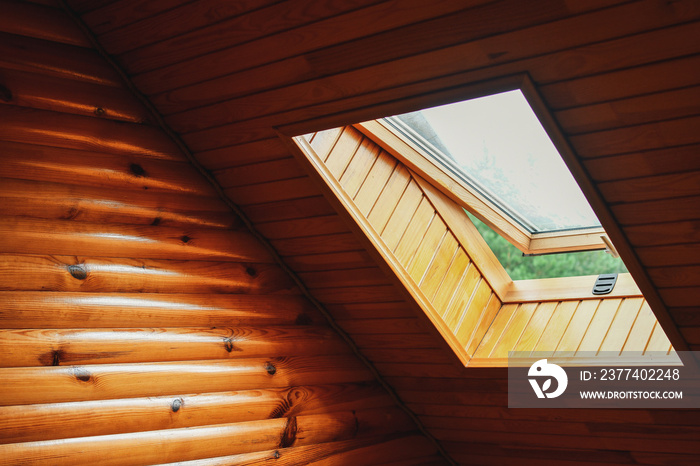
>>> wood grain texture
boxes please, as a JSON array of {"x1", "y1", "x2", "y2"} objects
[
  {"x1": 0, "y1": 8, "x2": 425, "y2": 466},
  {"x1": 37, "y1": 0, "x2": 700, "y2": 463}
]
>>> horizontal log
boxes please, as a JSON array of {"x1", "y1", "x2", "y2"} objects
[
  {"x1": 0, "y1": 408, "x2": 413, "y2": 465},
  {"x1": 0, "y1": 355, "x2": 373, "y2": 405},
  {"x1": 0, "y1": 105, "x2": 183, "y2": 161},
  {"x1": 0, "y1": 68, "x2": 149, "y2": 122},
  {"x1": 0, "y1": 255, "x2": 295, "y2": 294},
  {"x1": 0, "y1": 216, "x2": 274, "y2": 262},
  {"x1": 152, "y1": 434, "x2": 435, "y2": 466},
  {"x1": 0, "y1": 383, "x2": 391, "y2": 443},
  {"x1": 0, "y1": 0, "x2": 90, "y2": 47},
  {"x1": 0, "y1": 325, "x2": 346, "y2": 367},
  {"x1": 0, "y1": 292, "x2": 320, "y2": 328},
  {"x1": 0, "y1": 31, "x2": 121, "y2": 86},
  {"x1": 0, "y1": 178, "x2": 237, "y2": 229},
  {"x1": 0, "y1": 139, "x2": 220, "y2": 192}
]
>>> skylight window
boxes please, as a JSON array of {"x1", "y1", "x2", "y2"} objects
[
  {"x1": 373, "y1": 84, "x2": 609, "y2": 255},
  {"x1": 388, "y1": 90, "x2": 599, "y2": 233}
]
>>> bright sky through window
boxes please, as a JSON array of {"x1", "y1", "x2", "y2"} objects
[{"x1": 388, "y1": 90, "x2": 601, "y2": 233}]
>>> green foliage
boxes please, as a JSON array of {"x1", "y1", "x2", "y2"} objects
[{"x1": 466, "y1": 212, "x2": 628, "y2": 280}]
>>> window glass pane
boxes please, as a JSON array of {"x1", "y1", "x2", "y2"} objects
[{"x1": 387, "y1": 90, "x2": 600, "y2": 233}]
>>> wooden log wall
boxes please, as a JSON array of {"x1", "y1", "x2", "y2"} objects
[
  {"x1": 60, "y1": 0, "x2": 700, "y2": 464},
  {"x1": 0, "y1": 2, "x2": 445, "y2": 464}
]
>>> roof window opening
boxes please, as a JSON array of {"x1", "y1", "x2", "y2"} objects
[
  {"x1": 382, "y1": 87, "x2": 611, "y2": 256},
  {"x1": 467, "y1": 211, "x2": 628, "y2": 280}
]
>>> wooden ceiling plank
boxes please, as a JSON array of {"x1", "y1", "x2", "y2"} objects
[
  {"x1": 612, "y1": 195, "x2": 700, "y2": 227},
  {"x1": 214, "y1": 157, "x2": 307, "y2": 189},
  {"x1": 599, "y1": 169, "x2": 700, "y2": 204},
  {"x1": 540, "y1": 53, "x2": 700, "y2": 110},
  {"x1": 555, "y1": 85, "x2": 700, "y2": 135},
  {"x1": 80, "y1": 0, "x2": 195, "y2": 36},
  {"x1": 243, "y1": 196, "x2": 336, "y2": 224},
  {"x1": 130, "y1": 0, "x2": 495, "y2": 96},
  {"x1": 570, "y1": 115, "x2": 700, "y2": 158},
  {"x1": 95, "y1": 0, "x2": 278, "y2": 53},
  {"x1": 188, "y1": 20, "x2": 700, "y2": 151},
  {"x1": 254, "y1": 215, "x2": 349, "y2": 241},
  {"x1": 158, "y1": 1, "x2": 695, "y2": 132},
  {"x1": 151, "y1": 0, "x2": 631, "y2": 116}
]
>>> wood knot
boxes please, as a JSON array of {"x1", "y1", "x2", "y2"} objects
[
  {"x1": 0, "y1": 84, "x2": 12, "y2": 102},
  {"x1": 272, "y1": 451, "x2": 281, "y2": 459},
  {"x1": 245, "y1": 267, "x2": 257, "y2": 277},
  {"x1": 129, "y1": 163, "x2": 146, "y2": 177},
  {"x1": 180, "y1": 235, "x2": 191, "y2": 243},
  {"x1": 265, "y1": 362, "x2": 277, "y2": 375},
  {"x1": 94, "y1": 107, "x2": 106, "y2": 116},
  {"x1": 278, "y1": 417, "x2": 297, "y2": 448},
  {"x1": 171, "y1": 398, "x2": 183, "y2": 412},
  {"x1": 73, "y1": 367, "x2": 92, "y2": 383},
  {"x1": 67, "y1": 264, "x2": 88, "y2": 280},
  {"x1": 52, "y1": 350, "x2": 61, "y2": 366},
  {"x1": 151, "y1": 217, "x2": 162, "y2": 226}
]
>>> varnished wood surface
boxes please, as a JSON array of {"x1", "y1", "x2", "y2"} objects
[
  {"x1": 17, "y1": 0, "x2": 700, "y2": 463},
  {"x1": 0, "y1": 4, "x2": 435, "y2": 465}
]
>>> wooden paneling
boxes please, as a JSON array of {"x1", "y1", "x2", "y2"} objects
[
  {"x1": 63, "y1": 0, "x2": 700, "y2": 464},
  {"x1": 0, "y1": 5, "x2": 433, "y2": 465},
  {"x1": 298, "y1": 127, "x2": 507, "y2": 363}
]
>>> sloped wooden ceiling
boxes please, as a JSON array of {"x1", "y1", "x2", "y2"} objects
[{"x1": 17, "y1": 0, "x2": 700, "y2": 464}]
